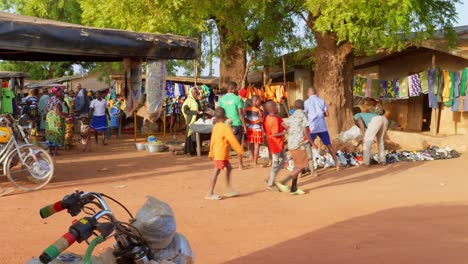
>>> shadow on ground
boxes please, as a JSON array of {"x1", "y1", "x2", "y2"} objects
[{"x1": 223, "y1": 204, "x2": 468, "y2": 264}]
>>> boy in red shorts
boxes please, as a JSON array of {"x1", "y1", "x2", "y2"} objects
[
  {"x1": 245, "y1": 95, "x2": 264, "y2": 167},
  {"x1": 206, "y1": 107, "x2": 244, "y2": 200}
]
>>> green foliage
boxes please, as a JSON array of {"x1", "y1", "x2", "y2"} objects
[
  {"x1": 0, "y1": 0, "x2": 82, "y2": 23},
  {"x1": 80, "y1": 0, "x2": 312, "y2": 74},
  {"x1": 0, "y1": 61, "x2": 75, "y2": 79},
  {"x1": 305, "y1": 0, "x2": 461, "y2": 54}
]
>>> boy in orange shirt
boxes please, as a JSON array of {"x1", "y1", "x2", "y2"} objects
[{"x1": 207, "y1": 107, "x2": 245, "y2": 200}]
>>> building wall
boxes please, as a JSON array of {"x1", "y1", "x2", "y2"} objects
[{"x1": 356, "y1": 49, "x2": 468, "y2": 135}]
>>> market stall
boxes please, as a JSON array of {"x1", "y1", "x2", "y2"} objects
[{"x1": 0, "y1": 71, "x2": 30, "y2": 115}]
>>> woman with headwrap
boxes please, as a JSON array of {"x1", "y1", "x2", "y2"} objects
[
  {"x1": 46, "y1": 87, "x2": 66, "y2": 156},
  {"x1": 182, "y1": 87, "x2": 203, "y2": 155}
]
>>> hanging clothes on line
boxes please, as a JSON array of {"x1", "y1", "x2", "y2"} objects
[
  {"x1": 428, "y1": 68, "x2": 438, "y2": 108},
  {"x1": 442, "y1": 70, "x2": 452, "y2": 104},
  {"x1": 370, "y1": 79, "x2": 380, "y2": 99},
  {"x1": 461, "y1": 68, "x2": 467, "y2": 97},
  {"x1": 379, "y1": 80, "x2": 388, "y2": 99},
  {"x1": 408, "y1": 73, "x2": 422, "y2": 97},
  {"x1": 365, "y1": 78, "x2": 372, "y2": 98},
  {"x1": 419, "y1": 71, "x2": 429, "y2": 94},
  {"x1": 451, "y1": 71, "x2": 461, "y2": 111},
  {"x1": 397, "y1": 77, "x2": 409, "y2": 99},
  {"x1": 353, "y1": 76, "x2": 367, "y2": 97}
]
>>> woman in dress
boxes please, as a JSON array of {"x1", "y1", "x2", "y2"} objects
[{"x1": 45, "y1": 87, "x2": 66, "y2": 156}]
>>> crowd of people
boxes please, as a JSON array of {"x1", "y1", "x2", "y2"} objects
[
  {"x1": 202, "y1": 82, "x2": 389, "y2": 200},
  {"x1": 23, "y1": 84, "x2": 114, "y2": 156}
]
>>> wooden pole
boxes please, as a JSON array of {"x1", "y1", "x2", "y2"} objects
[{"x1": 282, "y1": 56, "x2": 290, "y2": 116}]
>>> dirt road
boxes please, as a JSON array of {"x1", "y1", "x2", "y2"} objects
[{"x1": 1, "y1": 138, "x2": 467, "y2": 263}]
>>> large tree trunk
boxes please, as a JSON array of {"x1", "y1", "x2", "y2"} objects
[
  {"x1": 313, "y1": 30, "x2": 354, "y2": 139},
  {"x1": 217, "y1": 23, "x2": 246, "y2": 89}
]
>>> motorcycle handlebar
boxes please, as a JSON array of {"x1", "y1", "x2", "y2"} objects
[
  {"x1": 39, "y1": 201, "x2": 65, "y2": 219},
  {"x1": 39, "y1": 231, "x2": 78, "y2": 264},
  {"x1": 39, "y1": 192, "x2": 83, "y2": 219}
]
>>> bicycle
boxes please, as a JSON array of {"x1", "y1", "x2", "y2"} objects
[{"x1": 0, "y1": 114, "x2": 54, "y2": 191}]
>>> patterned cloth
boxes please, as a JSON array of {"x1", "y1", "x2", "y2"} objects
[
  {"x1": 397, "y1": 77, "x2": 409, "y2": 99},
  {"x1": 442, "y1": 70, "x2": 452, "y2": 104},
  {"x1": 371, "y1": 79, "x2": 381, "y2": 99},
  {"x1": 408, "y1": 73, "x2": 422, "y2": 97},
  {"x1": 387, "y1": 80, "x2": 397, "y2": 99},
  {"x1": 428, "y1": 68, "x2": 438, "y2": 108},
  {"x1": 461, "y1": 68, "x2": 467, "y2": 97},
  {"x1": 45, "y1": 96, "x2": 64, "y2": 147},
  {"x1": 452, "y1": 71, "x2": 461, "y2": 111},
  {"x1": 420, "y1": 71, "x2": 429, "y2": 94},
  {"x1": 353, "y1": 76, "x2": 367, "y2": 97},
  {"x1": 379, "y1": 80, "x2": 388, "y2": 99},
  {"x1": 283, "y1": 109, "x2": 308, "y2": 150},
  {"x1": 365, "y1": 78, "x2": 372, "y2": 97}
]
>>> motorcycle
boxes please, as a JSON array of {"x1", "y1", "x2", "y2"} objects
[{"x1": 27, "y1": 191, "x2": 194, "y2": 264}]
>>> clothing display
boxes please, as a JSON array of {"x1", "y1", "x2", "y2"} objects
[
  {"x1": 398, "y1": 77, "x2": 409, "y2": 99},
  {"x1": 408, "y1": 73, "x2": 422, "y2": 97},
  {"x1": 353, "y1": 67, "x2": 468, "y2": 112},
  {"x1": 1, "y1": 88, "x2": 15, "y2": 114}
]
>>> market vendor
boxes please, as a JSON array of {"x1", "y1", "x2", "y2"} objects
[
  {"x1": 353, "y1": 107, "x2": 389, "y2": 166},
  {"x1": 182, "y1": 87, "x2": 203, "y2": 155}
]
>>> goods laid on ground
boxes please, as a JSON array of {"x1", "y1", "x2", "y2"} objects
[{"x1": 312, "y1": 146, "x2": 460, "y2": 169}]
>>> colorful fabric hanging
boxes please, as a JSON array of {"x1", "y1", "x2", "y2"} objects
[
  {"x1": 366, "y1": 78, "x2": 373, "y2": 97},
  {"x1": 461, "y1": 68, "x2": 467, "y2": 97},
  {"x1": 371, "y1": 79, "x2": 380, "y2": 99},
  {"x1": 353, "y1": 76, "x2": 367, "y2": 97},
  {"x1": 387, "y1": 80, "x2": 395, "y2": 98},
  {"x1": 420, "y1": 71, "x2": 429, "y2": 94},
  {"x1": 428, "y1": 68, "x2": 438, "y2": 108},
  {"x1": 380, "y1": 80, "x2": 388, "y2": 99},
  {"x1": 442, "y1": 70, "x2": 451, "y2": 104},
  {"x1": 408, "y1": 73, "x2": 422, "y2": 97},
  {"x1": 434, "y1": 68, "x2": 444, "y2": 103},
  {"x1": 392, "y1": 79, "x2": 399, "y2": 98},
  {"x1": 397, "y1": 77, "x2": 409, "y2": 99},
  {"x1": 444, "y1": 71, "x2": 455, "y2": 107},
  {"x1": 452, "y1": 71, "x2": 461, "y2": 111}
]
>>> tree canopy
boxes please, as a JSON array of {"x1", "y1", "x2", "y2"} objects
[{"x1": 304, "y1": 0, "x2": 460, "y2": 54}]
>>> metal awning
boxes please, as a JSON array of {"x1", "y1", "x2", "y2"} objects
[{"x1": 0, "y1": 12, "x2": 198, "y2": 62}]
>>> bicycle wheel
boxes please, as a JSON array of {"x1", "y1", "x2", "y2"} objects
[{"x1": 5, "y1": 145, "x2": 54, "y2": 191}]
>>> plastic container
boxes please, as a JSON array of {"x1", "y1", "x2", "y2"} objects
[
  {"x1": 147, "y1": 144, "x2": 164, "y2": 153},
  {"x1": 136, "y1": 142, "x2": 146, "y2": 151}
]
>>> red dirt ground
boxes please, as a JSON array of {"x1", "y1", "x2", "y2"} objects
[{"x1": 1, "y1": 136, "x2": 468, "y2": 263}]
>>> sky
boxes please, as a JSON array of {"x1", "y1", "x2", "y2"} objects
[{"x1": 187, "y1": 1, "x2": 468, "y2": 78}]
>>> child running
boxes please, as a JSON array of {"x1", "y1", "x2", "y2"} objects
[
  {"x1": 263, "y1": 101, "x2": 287, "y2": 191},
  {"x1": 276, "y1": 99, "x2": 315, "y2": 195},
  {"x1": 206, "y1": 107, "x2": 244, "y2": 200},
  {"x1": 245, "y1": 95, "x2": 264, "y2": 167}
]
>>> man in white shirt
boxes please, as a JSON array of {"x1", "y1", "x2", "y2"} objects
[
  {"x1": 90, "y1": 91, "x2": 109, "y2": 145},
  {"x1": 304, "y1": 87, "x2": 339, "y2": 170}
]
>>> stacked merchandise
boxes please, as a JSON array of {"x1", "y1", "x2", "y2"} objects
[
  {"x1": 311, "y1": 146, "x2": 460, "y2": 169},
  {"x1": 353, "y1": 67, "x2": 468, "y2": 112}
]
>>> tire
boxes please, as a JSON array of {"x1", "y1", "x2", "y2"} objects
[{"x1": 5, "y1": 145, "x2": 54, "y2": 191}]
